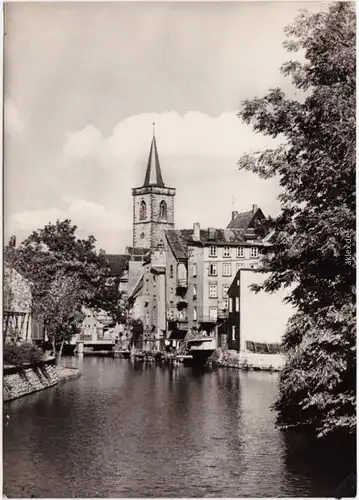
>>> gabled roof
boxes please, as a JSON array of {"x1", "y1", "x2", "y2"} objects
[
  {"x1": 105, "y1": 254, "x2": 130, "y2": 276},
  {"x1": 165, "y1": 230, "x2": 192, "y2": 260},
  {"x1": 143, "y1": 134, "x2": 164, "y2": 187},
  {"x1": 128, "y1": 274, "x2": 144, "y2": 302},
  {"x1": 227, "y1": 207, "x2": 266, "y2": 229}
]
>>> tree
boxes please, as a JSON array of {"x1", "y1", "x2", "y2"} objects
[
  {"x1": 39, "y1": 269, "x2": 83, "y2": 362},
  {"x1": 238, "y1": 3, "x2": 355, "y2": 437},
  {"x1": 6, "y1": 220, "x2": 124, "y2": 362}
]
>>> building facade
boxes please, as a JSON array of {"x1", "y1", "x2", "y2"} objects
[
  {"x1": 227, "y1": 269, "x2": 293, "y2": 353},
  {"x1": 3, "y1": 263, "x2": 45, "y2": 343},
  {"x1": 163, "y1": 219, "x2": 270, "y2": 349}
]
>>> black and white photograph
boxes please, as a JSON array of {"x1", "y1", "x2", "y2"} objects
[{"x1": 2, "y1": 1, "x2": 356, "y2": 497}]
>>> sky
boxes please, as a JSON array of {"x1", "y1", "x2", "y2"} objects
[{"x1": 4, "y1": 1, "x2": 328, "y2": 252}]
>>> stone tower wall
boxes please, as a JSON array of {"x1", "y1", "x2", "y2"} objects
[{"x1": 132, "y1": 186, "x2": 175, "y2": 249}]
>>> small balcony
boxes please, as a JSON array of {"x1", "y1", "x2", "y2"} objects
[
  {"x1": 177, "y1": 277, "x2": 188, "y2": 288},
  {"x1": 176, "y1": 299, "x2": 188, "y2": 310}
]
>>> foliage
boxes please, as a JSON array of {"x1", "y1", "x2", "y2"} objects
[
  {"x1": 238, "y1": 3, "x2": 355, "y2": 437},
  {"x1": 275, "y1": 303, "x2": 356, "y2": 437},
  {"x1": 4, "y1": 343, "x2": 44, "y2": 366},
  {"x1": 41, "y1": 270, "x2": 84, "y2": 355},
  {"x1": 5, "y1": 220, "x2": 125, "y2": 355}
]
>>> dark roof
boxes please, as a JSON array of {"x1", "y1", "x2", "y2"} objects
[
  {"x1": 105, "y1": 254, "x2": 130, "y2": 276},
  {"x1": 165, "y1": 227, "x2": 264, "y2": 260},
  {"x1": 128, "y1": 275, "x2": 143, "y2": 301},
  {"x1": 165, "y1": 230, "x2": 192, "y2": 260},
  {"x1": 194, "y1": 228, "x2": 247, "y2": 244},
  {"x1": 228, "y1": 269, "x2": 241, "y2": 295},
  {"x1": 143, "y1": 135, "x2": 164, "y2": 187},
  {"x1": 227, "y1": 208, "x2": 266, "y2": 229}
]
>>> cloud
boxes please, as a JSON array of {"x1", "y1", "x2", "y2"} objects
[
  {"x1": 63, "y1": 111, "x2": 278, "y2": 169},
  {"x1": 7, "y1": 111, "x2": 283, "y2": 253},
  {"x1": 63, "y1": 125, "x2": 103, "y2": 162},
  {"x1": 8, "y1": 199, "x2": 130, "y2": 252},
  {"x1": 61, "y1": 111, "x2": 282, "y2": 234},
  {"x1": 5, "y1": 98, "x2": 25, "y2": 135}
]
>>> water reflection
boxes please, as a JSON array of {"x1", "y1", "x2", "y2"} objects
[{"x1": 3, "y1": 357, "x2": 356, "y2": 498}]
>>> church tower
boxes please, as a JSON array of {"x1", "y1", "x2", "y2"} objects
[{"x1": 132, "y1": 127, "x2": 176, "y2": 249}]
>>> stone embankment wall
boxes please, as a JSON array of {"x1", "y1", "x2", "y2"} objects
[
  {"x1": 4, "y1": 360, "x2": 60, "y2": 402},
  {"x1": 215, "y1": 349, "x2": 285, "y2": 371}
]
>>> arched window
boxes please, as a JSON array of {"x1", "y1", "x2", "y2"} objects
[
  {"x1": 159, "y1": 200, "x2": 167, "y2": 220},
  {"x1": 140, "y1": 201, "x2": 146, "y2": 221}
]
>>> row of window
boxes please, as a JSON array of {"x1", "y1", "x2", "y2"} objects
[
  {"x1": 139, "y1": 200, "x2": 168, "y2": 221},
  {"x1": 192, "y1": 306, "x2": 217, "y2": 321},
  {"x1": 209, "y1": 263, "x2": 233, "y2": 276},
  {"x1": 209, "y1": 246, "x2": 259, "y2": 258},
  {"x1": 159, "y1": 297, "x2": 240, "y2": 325},
  {"x1": 170, "y1": 257, "x2": 258, "y2": 280},
  {"x1": 209, "y1": 283, "x2": 230, "y2": 299},
  {"x1": 208, "y1": 261, "x2": 258, "y2": 276}
]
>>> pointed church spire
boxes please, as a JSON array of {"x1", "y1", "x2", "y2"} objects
[{"x1": 143, "y1": 124, "x2": 165, "y2": 187}]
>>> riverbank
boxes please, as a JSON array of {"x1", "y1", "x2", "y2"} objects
[
  {"x1": 119, "y1": 348, "x2": 284, "y2": 371},
  {"x1": 4, "y1": 359, "x2": 81, "y2": 402},
  {"x1": 213, "y1": 349, "x2": 285, "y2": 372}
]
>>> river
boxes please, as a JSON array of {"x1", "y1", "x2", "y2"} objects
[{"x1": 3, "y1": 357, "x2": 355, "y2": 498}]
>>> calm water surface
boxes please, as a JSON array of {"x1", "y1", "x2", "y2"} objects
[{"x1": 3, "y1": 357, "x2": 355, "y2": 497}]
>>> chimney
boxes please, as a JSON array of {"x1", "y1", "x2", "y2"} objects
[
  {"x1": 232, "y1": 210, "x2": 238, "y2": 221},
  {"x1": 252, "y1": 204, "x2": 258, "y2": 213},
  {"x1": 193, "y1": 222, "x2": 200, "y2": 241}
]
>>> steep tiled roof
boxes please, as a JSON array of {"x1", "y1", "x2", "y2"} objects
[
  {"x1": 128, "y1": 275, "x2": 143, "y2": 301},
  {"x1": 105, "y1": 254, "x2": 130, "y2": 276},
  {"x1": 166, "y1": 227, "x2": 262, "y2": 260},
  {"x1": 144, "y1": 135, "x2": 164, "y2": 187},
  {"x1": 227, "y1": 208, "x2": 266, "y2": 229},
  {"x1": 165, "y1": 230, "x2": 192, "y2": 260},
  {"x1": 195, "y1": 228, "x2": 247, "y2": 244}
]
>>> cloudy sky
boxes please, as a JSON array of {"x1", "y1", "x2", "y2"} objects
[{"x1": 4, "y1": 1, "x2": 327, "y2": 252}]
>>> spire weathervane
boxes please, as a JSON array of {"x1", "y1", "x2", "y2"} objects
[{"x1": 153, "y1": 122, "x2": 155, "y2": 138}]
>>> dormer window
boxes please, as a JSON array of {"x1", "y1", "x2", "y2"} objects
[{"x1": 209, "y1": 245, "x2": 217, "y2": 257}]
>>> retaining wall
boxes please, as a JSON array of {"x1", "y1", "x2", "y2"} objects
[
  {"x1": 217, "y1": 350, "x2": 285, "y2": 371},
  {"x1": 4, "y1": 360, "x2": 60, "y2": 402}
]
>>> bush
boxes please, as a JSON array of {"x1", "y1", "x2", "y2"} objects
[{"x1": 4, "y1": 343, "x2": 44, "y2": 366}]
